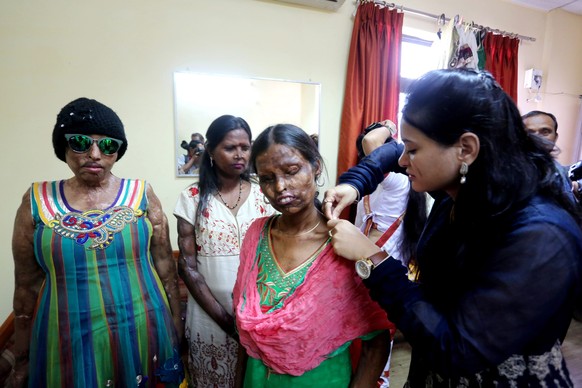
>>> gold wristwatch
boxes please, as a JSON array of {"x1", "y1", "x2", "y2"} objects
[{"x1": 355, "y1": 251, "x2": 389, "y2": 279}]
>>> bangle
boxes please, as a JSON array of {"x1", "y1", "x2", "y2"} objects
[
  {"x1": 339, "y1": 183, "x2": 361, "y2": 203},
  {"x1": 387, "y1": 123, "x2": 397, "y2": 137},
  {"x1": 1, "y1": 349, "x2": 15, "y2": 368},
  {"x1": 364, "y1": 122, "x2": 384, "y2": 133}
]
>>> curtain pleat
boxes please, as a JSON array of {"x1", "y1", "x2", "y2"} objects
[
  {"x1": 484, "y1": 33, "x2": 519, "y2": 101},
  {"x1": 337, "y1": 3, "x2": 403, "y2": 182}
]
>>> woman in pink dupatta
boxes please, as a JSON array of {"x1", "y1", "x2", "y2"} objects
[{"x1": 233, "y1": 124, "x2": 393, "y2": 387}]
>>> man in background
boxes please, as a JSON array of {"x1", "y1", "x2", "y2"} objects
[
  {"x1": 178, "y1": 135, "x2": 205, "y2": 175},
  {"x1": 522, "y1": 110, "x2": 580, "y2": 199},
  {"x1": 522, "y1": 110, "x2": 559, "y2": 145}
]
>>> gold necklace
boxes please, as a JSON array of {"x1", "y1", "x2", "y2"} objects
[
  {"x1": 217, "y1": 178, "x2": 242, "y2": 209},
  {"x1": 278, "y1": 219, "x2": 321, "y2": 237}
]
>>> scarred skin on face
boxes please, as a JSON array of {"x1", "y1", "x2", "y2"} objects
[{"x1": 255, "y1": 143, "x2": 319, "y2": 215}]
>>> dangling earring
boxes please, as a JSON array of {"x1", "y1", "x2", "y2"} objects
[
  {"x1": 315, "y1": 174, "x2": 324, "y2": 187},
  {"x1": 459, "y1": 162, "x2": 468, "y2": 184},
  {"x1": 210, "y1": 157, "x2": 214, "y2": 168}
]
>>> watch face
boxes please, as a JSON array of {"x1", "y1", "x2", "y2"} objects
[{"x1": 355, "y1": 260, "x2": 372, "y2": 279}]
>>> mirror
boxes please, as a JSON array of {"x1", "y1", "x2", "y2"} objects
[{"x1": 173, "y1": 71, "x2": 321, "y2": 177}]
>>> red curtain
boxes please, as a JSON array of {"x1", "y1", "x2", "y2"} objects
[
  {"x1": 484, "y1": 33, "x2": 519, "y2": 101},
  {"x1": 336, "y1": 3, "x2": 403, "y2": 180}
]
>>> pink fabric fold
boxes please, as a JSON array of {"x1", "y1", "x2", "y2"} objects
[{"x1": 233, "y1": 217, "x2": 394, "y2": 376}]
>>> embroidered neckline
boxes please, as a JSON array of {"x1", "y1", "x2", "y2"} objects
[
  {"x1": 49, "y1": 206, "x2": 142, "y2": 249},
  {"x1": 267, "y1": 217, "x2": 329, "y2": 278}
]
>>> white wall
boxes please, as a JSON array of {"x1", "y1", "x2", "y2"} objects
[
  {"x1": 1, "y1": 0, "x2": 581, "y2": 320},
  {"x1": 537, "y1": 9, "x2": 582, "y2": 165}
]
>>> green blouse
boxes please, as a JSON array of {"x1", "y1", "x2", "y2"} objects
[{"x1": 243, "y1": 216, "x2": 371, "y2": 387}]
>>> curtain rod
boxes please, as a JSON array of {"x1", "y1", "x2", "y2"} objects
[{"x1": 361, "y1": 0, "x2": 536, "y2": 42}]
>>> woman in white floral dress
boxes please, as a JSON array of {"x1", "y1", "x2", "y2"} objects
[{"x1": 174, "y1": 115, "x2": 274, "y2": 387}]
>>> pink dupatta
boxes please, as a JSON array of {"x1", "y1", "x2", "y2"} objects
[{"x1": 233, "y1": 217, "x2": 393, "y2": 376}]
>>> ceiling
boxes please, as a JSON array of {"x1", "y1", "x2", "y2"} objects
[{"x1": 509, "y1": 0, "x2": 582, "y2": 15}]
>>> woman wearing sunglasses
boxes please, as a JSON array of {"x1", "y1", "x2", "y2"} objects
[{"x1": 7, "y1": 98, "x2": 183, "y2": 387}]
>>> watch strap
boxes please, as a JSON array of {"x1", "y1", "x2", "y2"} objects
[{"x1": 367, "y1": 250, "x2": 389, "y2": 267}]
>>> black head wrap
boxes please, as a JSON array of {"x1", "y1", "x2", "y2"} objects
[{"x1": 52, "y1": 97, "x2": 127, "y2": 162}]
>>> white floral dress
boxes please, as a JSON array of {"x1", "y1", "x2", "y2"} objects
[{"x1": 174, "y1": 182, "x2": 274, "y2": 388}]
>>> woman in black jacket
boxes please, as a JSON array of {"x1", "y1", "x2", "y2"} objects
[{"x1": 324, "y1": 69, "x2": 582, "y2": 386}]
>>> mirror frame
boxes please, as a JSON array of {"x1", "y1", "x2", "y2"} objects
[{"x1": 173, "y1": 71, "x2": 321, "y2": 177}]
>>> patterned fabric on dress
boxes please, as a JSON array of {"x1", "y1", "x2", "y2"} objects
[
  {"x1": 450, "y1": 25, "x2": 479, "y2": 69},
  {"x1": 234, "y1": 216, "x2": 393, "y2": 377},
  {"x1": 433, "y1": 19, "x2": 457, "y2": 70},
  {"x1": 242, "y1": 216, "x2": 353, "y2": 387},
  {"x1": 404, "y1": 341, "x2": 573, "y2": 387},
  {"x1": 28, "y1": 179, "x2": 182, "y2": 388},
  {"x1": 256, "y1": 216, "x2": 323, "y2": 313},
  {"x1": 173, "y1": 182, "x2": 274, "y2": 388}
]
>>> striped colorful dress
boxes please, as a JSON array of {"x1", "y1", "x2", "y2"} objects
[{"x1": 27, "y1": 179, "x2": 182, "y2": 388}]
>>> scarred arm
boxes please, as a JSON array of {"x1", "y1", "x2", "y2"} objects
[
  {"x1": 176, "y1": 218, "x2": 237, "y2": 338},
  {"x1": 147, "y1": 183, "x2": 184, "y2": 341},
  {"x1": 5, "y1": 190, "x2": 44, "y2": 388}
]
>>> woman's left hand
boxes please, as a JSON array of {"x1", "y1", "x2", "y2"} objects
[
  {"x1": 327, "y1": 219, "x2": 381, "y2": 261},
  {"x1": 322, "y1": 184, "x2": 358, "y2": 220}
]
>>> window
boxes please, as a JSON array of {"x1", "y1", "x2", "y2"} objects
[{"x1": 397, "y1": 28, "x2": 438, "y2": 129}]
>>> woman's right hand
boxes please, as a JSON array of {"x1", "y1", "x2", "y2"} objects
[
  {"x1": 322, "y1": 184, "x2": 358, "y2": 220},
  {"x1": 218, "y1": 313, "x2": 238, "y2": 341},
  {"x1": 327, "y1": 219, "x2": 380, "y2": 261},
  {"x1": 177, "y1": 218, "x2": 238, "y2": 340}
]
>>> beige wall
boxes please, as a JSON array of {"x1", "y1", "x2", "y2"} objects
[
  {"x1": 1, "y1": 0, "x2": 581, "y2": 319},
  {"x1": 537, "y1": 9, "x2": 582, "y2": 165}
]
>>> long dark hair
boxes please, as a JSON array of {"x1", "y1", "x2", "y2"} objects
[
  {"x1": 250, "y1": 124, "x2": 325, "y2": 210},
  {"x1": 398, "y1": 190, "x2": 428, "y2": 269},
  {"x1": 402, "y1": 69, "x2": 581, "y2": 229},
  {"x1": 196, "y1": 115, "x2": 252, "y2": 222}
]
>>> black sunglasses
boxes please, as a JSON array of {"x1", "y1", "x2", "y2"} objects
[{"x1": 64, "y1": 134, "x2": 123, "y2": 155}]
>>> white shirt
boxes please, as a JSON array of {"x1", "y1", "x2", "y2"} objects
[{"x1": 355, "y1": 172, "x2": 410, "y2": 263}]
